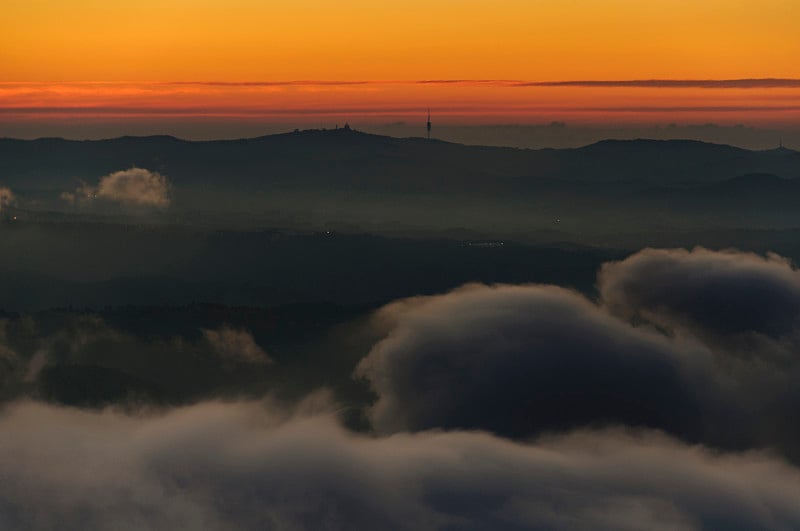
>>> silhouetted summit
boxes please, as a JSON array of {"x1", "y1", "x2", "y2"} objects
[{"x1": 1, "y1": 130, "x2": 797, "y2": 194}]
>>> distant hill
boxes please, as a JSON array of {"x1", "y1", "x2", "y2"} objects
[
  {"x1": 37, "y1": 364, "x2": 167, "y2": 407},
  {"x1": 1, "y1": 130, "x2": 798, "y2": 195},
  {"x1": 2, "y1": 129, "x2": 799, "y2": 237},
  {"x1": 640, "y1": 173, "x2": 800, "y2": 211}
]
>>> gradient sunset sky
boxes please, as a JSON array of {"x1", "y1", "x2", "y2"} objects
[{"x1": 2, "y1": 0, "x2": 799, "y2": 134}]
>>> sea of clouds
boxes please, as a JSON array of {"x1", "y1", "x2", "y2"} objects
[{"x1": 2, "y1": 247, "x2": 800, "y2": 529}]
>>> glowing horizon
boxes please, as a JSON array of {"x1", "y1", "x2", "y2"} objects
[
  {"x1": 2, "y1": 79, "x2": 799, "y2": 128},
  {"x1": 2, "y1": 0, "x2": 798, "y2": 129}
]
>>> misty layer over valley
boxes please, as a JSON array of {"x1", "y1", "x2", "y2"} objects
[
  {"x1": 2, "y1": 130, "x2": 800, "y2": 529},
  {"x1": 3, "y1": 129, "x2": 800, "y2": 244}
]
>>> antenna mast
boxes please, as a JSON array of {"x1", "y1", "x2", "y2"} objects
[{"x1": 427, "y1": 108, "x2": 431, "y2": 140}]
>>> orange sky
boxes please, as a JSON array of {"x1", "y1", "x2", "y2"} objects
[{"x1": 2, "y1": 0, "x2": 799, "y2": 127}]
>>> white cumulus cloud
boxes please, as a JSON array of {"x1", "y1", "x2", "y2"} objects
[
  {"x1": 63, "y1": 168, "x2": 171, "y2": 208},
  {"x1": 96, "y1": 168, "x2": 170, "y2": 207},
  {"x1": 0, "y1": 188, "x2": 15, "y2": 211}
]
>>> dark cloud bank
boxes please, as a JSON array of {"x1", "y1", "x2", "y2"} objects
[
  {"x1": 4, "y1": 247, "x2": 800, "y2": 529},
  {"x1": 358, "y1": 248, "x2": 800, "y2": 458}
]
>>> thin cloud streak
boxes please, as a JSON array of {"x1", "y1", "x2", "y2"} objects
[
  {"x1": 150, "y1": 78, "x2": 800, "y2": 89},
  {"x1": 516, "y1": 78, "x2": 800, "y2": 89},
  {"x1": 2, "y1": 78, "x2": 800, "y2": 89},
  {"x1": 2, "y1": 79, "x2": 797, "y2": 126},
  {"x1": 2, "y1": 105, "x2": 799, "y2": 117}
]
